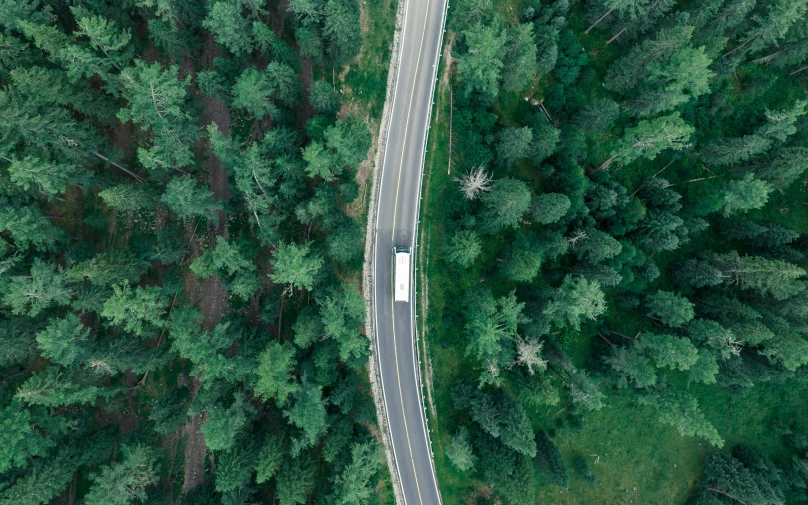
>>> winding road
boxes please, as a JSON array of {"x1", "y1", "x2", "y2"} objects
[{"x1": 371, "y1": 0, "x2": 448, "y2": 504}]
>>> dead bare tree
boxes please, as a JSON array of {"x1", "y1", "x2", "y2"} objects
[
  {"x1": 455, "y1": 166, "x2": 493, "y2": 200},
  {"x1": 567, "y1": 229, "x2": 588, "y2": 248},
  {"x1": 514, "y1": 336, "x2": 548, "y2": 375}
]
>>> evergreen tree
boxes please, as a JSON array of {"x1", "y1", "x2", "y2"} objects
[
  {"x1": 444, "y1": 229, "x2": 482, "y2": 268},
  {"x1": 84, "y1": 444, "x2": 159, "y2": 505},
  {"x1": 502, "y1": 23, "x2": 538, "y2": 91},
  {"x1": 544, "y1": 275, "x2": 606, "y2": 331},
  {"x1": 498, "y1": 126, "x2": 533, "y2": 167},
  {"x1": 255, "y1": 341, "x2": 299, "y2": 405},
  {"x1": 284, "y1": 380, "x2": 328, "y2": 450},
  {"x1": 0, "y1": 400, "x2": 53, "y2": 474},
  {"x1": 309, "y1": 79, "x2": 340, "y2": 114},
  {"x1": 270, "y1": 241, "x2": 323, "y2": 292},
  {"x1": 446, "y1": 426, "x2": 476, "y2": 471},
  {"x1": 117, "y1": 61, "x2": 197, "y2": 170},
  {"x1": 605, "y1": 114, "x2": 694, "y2": 169},
  {"x1": 640, "y1": 386, "x2": 723, "y2": 447},
  {"x1": 35, "y1": 314, "x2": 91, "y2": 367},
  {"x1": 755, "y1": 147, "x2": 808, "y2": 189},
  {"x1": 4, "y1": 259, "x2": 72, "y2": 317},
  {"x1": 7, "y1": 156, "x2": 92, "y2": 199},
  {"x1": 457, "y1": 22, "x2": 507, "y2": 99},
  {"x1": 480, "y1": 177, "x2": 532, "y2": 234},
  {"x1": 203, "y1": 1, "x2": 254, "y2": 55},
  {"x1": 160, "y1": 176, "x2": 223, "y2": 224},
  {"x1": 202, "y1": 393, "x2": 256, "y2": 452},
  {"x1": 333, "y1": 441, "x2": 383, "y2": 505},
  {"x1": 644, "y1": 290, "x2": 695, "y2": 328},
  {"x1": 700, "y1": 135, "x2": 773, "y2": 166},
  {"x1": 323, "y1": 0, "x2": 363, "y2": 66},
  {"x1": 529, "y1": 193, "x2": 570, "y2": 224},
  {"x1": 574, "y1": 98, "x2": 620, "y2": 134},
  {"x1": 317, "y1": 283, "x2": 368, "y2": 362},
  {"x1": 721, "y1": 174, "x2": 772, "y2": 217},
  {"x1": 636, "y1": 333, "x2": 699, "y2": 371}
]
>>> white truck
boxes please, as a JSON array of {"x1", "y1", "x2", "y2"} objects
[{"x1": 394, "y1": 247, "x2": 411, "y2": 303}]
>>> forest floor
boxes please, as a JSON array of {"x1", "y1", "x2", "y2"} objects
[{"x1": 179, "y1": 33, "x2": 234, "y2": 495}]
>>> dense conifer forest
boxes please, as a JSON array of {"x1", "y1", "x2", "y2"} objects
[
  {"x1": 0, "y1": 0, "x2": 396, "y2": 504},
  {"x1": 422, "y1": 0, "x2": 808, "y2": 503}
]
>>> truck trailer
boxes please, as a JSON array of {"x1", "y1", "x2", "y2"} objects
[{"x1": 394, "y1": 247, "x2": 411, "y2": 303}]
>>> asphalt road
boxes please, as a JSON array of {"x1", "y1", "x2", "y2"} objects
[{"x1": 372, "y1": 0, "x2": 447, "y2": 504}]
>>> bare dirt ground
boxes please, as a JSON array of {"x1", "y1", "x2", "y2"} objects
[
  {"x1": 297, "y1": 58, "x2": 315, "y2": 128},
  {"x1": 180, "y1": 410, "x2": 208, "y2": 494},
  {"x1": 180, "y1": 33, "x2": 234, "y2": 495}
]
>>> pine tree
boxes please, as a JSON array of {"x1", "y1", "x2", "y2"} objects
[
  {"x1": 332, "y1": 441, "x2": 383, "y2": 505},
  {"x1": 284, "y1": 380, "x2": 328, "y2": 450},
  {"x1": 446, "y1": 427, "x2": 476, "y2": 471},
  {"x1": 644, "y1": 290, "x2": 695, "y2": 328},
  {"x1": 35, "y1": 314, "x2": 91, "y2": 367},
  {"x1": 309, "y1": 79, "x2": 340, "y2": 114},
  {"x1": 700, "y1": 135, "x2": 772, "y2": 166},
  {"x1": 202, "y1": 393, "x2": 256, "y2": 452},
  {"x1": 0, "y1": 400, "x2": 53, "y2": 474},
  {"x1": 639, "y1": 386, "x2": 724, "y2": 447},
  {"x1": 84, "y1": 444, "x2": 159, "y2": 505},
  {"x1": 605, "y1": 346, "x2": 657, "y2": 388},
  {"x1": 755, "y1": 146, "x2": 808, "y2": 189},
  {"x1": 203, "y1": 1, "x2": 254, "y2": 55},
  {"x1": 270, "y1": 241, "x2": 323, "y2": 292},
  {"x1": 529, "y1": 193, "x2": 571, "y2": 224},
  {"x1": 574, "y1": 98, "x2": 620, "y2": 134},
  {"x1": 636, "y1": 333, "x2": 699, "y2": 371},
  {"x1": 255, "y1": 432, "x2": 285, "y2": 483},
  {"x1": 275, "y1": 454, "x2": 317, "y2": 505},
  {"x1": 0, "y1": 200, "x2": 66, "y2": 251},
  {"x1": 544, "y1": 275, "x2": 606, "y2": 331},
  {"x1": 117, "y1": 61, "x2": 197, "y2": 170},
  {"x1": 322, "y1": 0, "x2": 363, "y2": 65},
  {"x1": 4, "y1": 259, "x2": 72, "y2": 317},
  {"x1": 457, "y1": 22, "x2": 507, "y2": 99},
  {"x1": 501, "y1": 232, "x2": 542, "y2": 282},
  {"x1": 160, "y1": 176, "x2": 223, "y2": 224},
  {"x1": 480, "y1": 177, "x2": 532, "y2": 234},
  {"x1": 502, "y1": 23, "x2": 537, "y2": 91},
  {"x1": 498, "y1": 126, "x2": 534, "y2": 167},
  {"x1": 101, "y1": 283, "x2": 167, "y2": 337},
  {"x1": 604, "y1": 114, "x2": 694, "y2": 169},
  {"x1": 317, "y1": 283, "x2": 369, "y2": 363},
  {"x1": 7, "y1": 156, "x2": 92, "y2": 199},
  {"x1": 255, "y1": 341, "x2": 299, "y2": 405},
  {"x1": 444, "y1": 229, "x2": 482, "y2": 268}
]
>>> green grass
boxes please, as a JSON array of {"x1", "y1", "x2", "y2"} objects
[
  {"x1": 343, "y1": 0, "x2": 397, "y2": 119},
  {"x1": 418, "y1": 20, "x2": 808, "y2": 505}
]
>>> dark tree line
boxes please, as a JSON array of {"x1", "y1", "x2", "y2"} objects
[{"x1": 0, "y1": 0, "x2": 388, "y2": 504}]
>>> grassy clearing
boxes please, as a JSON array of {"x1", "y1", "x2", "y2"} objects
[{"x1": 418, "y1": 10, "x2": 808, "y2": 505}]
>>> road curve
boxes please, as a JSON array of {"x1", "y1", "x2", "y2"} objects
[{"x1": 372, "y1": 0, "x2": 447, "y2": 504}]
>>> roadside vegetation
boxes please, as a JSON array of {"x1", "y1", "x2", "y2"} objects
[
  {"x1": 421, "y1": 0, "x2": 808, "y2": 504},
  {"x1": 0, "y1": 1, "x2": 396, "y2": 504}
]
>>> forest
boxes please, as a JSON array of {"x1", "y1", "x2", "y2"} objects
[
  {"x1": 0, "y1": 0, "x2": 397, "y2": 504},
  {"x1": 421, "y1": 0, "x2": 808, "y2": 504}
]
